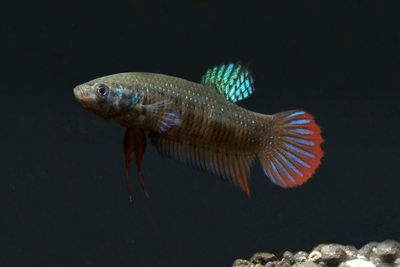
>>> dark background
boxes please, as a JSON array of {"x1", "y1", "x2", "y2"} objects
[{"x1": 2, "y1": 0, "x2": 400, "y2": 266}]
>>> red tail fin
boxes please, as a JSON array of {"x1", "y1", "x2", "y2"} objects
[{"x1": 258, "y1": 110, "x2": 323, "y2": 188}]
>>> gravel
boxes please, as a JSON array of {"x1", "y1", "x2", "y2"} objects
[{"x1": 232, "y1": 240, "x2": 400, "y2": 267}]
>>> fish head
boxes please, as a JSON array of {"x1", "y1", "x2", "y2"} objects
[{"x1": 74, "y1": 74, "x2": 139, "y2": 119}]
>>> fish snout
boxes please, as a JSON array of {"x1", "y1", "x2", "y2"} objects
[
  {"x1": 73, "y1": 85, "x2": 92, "y2": 110},
  {"x1": 73, "y1": 85, "x2": 84, "y2": 101}
]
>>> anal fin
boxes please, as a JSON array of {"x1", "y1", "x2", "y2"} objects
[{"x1": 150, "y1": 134, "x2": 256, "y2": 197}]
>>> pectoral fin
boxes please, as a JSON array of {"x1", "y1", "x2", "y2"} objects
[{"x1": 142, "y1": 100, "x2": 180, "y2": 133}]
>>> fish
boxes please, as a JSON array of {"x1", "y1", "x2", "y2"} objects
[{"x1": 73, "y1": 63, "x2": 323, "y2": 201}]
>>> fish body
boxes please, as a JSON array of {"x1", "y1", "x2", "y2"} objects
[
  {"x1": 74, "y1": 63, "x2": 323, "y2": 200},
  {"x1": 104, "y1": 72, "x2": 265, "y2": 149}
]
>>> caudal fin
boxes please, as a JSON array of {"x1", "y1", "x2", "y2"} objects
[{"x1": 258, "y1": 110, "x2": 323, "y2": 188}]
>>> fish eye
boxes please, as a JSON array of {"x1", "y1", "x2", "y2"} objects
[{"x1": 96, "y1": 84, "x2": 109, "y2": 98}]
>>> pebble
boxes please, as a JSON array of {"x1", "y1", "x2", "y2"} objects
[
  {"x1": 283, "y1": 251, "x2": 294, "y2": 261},
  {"x1": 232, "y1": 240, "x2": 400, "y2": 267},
  {"x1": 370, "y1": 240, "x2": 400, "y2": 264},
  {"x1": 320, "y1": 244, "x2": 347, "y2": 266},
  {"x1": 232, "y1": 259, "x2": 250, "y2": 267},
  {"x1": 358, "y1": 242, "x2": 379, "y2": 259},
  {"x1": 338, "y1": 259, "x2": 375, "y2": 267},
  {"x1": 308, "y1": 251, "x2": 322, "y2": 262},
  {"x1": 342, "y1": 246, "x2": 358, "y2": 259},
  {"x1": 250, "y1": 252, "x2": 278, "y2": 265},
  {"x1": 292, "y1": 251, "x2": 309, "y2": 263}
]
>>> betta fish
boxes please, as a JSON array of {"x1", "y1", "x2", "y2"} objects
[{"x1": 73, "y1": 63, "x2": 323, "y2": 201}]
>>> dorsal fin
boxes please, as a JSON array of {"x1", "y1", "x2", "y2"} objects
[{"x1": 201, "y1": 62, "x2": 255, "y2": 103}]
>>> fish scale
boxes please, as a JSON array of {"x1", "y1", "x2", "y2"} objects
[{"x1": 119, "y1": 73, "x2": 261, "y2": 151}]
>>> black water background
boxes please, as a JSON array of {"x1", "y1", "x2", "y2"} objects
[{"x1": 1, "y1": 1, "x2": 400, "y2": 266}]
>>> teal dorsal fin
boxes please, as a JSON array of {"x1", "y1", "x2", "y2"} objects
[{"x1": 201, "y1": 62, "x2": 255, "y2": 103}]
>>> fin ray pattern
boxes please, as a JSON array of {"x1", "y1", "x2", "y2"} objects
[
  {"x1": 150, "y1": 134, "x2": 256, "y2": 196},
  {"x1": 201, "y1": 62, "x2": 255, "y2": 103}
]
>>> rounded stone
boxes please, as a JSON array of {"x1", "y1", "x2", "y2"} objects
[
  {"x1": 308, "y1": 251, "x2": 322, "y2": 262},
  {"x1": 371, "y1": 240, "x2": 400, "y2": 264},
  {"x1": 358, "y1": 242, "x2": 378, "y2": 259},
  {"x1": 338, "y1": 259, "x2": 375, "y2": 267},
  {"x1": 312, "y1": 243, "x2": 327, "y2": 252},
  {"x1": 342, "y1": 246, "x2": 358, "y2": 260},
  {"x1": 231, "y1": 259, "x2": 250, "y2": 267},
  {"x1": 250, "y1": 252, "x2": 278, "y2": 265},
  {"x1": 283, "y1": 251, "x2": 293, "y2": 256},
  {"x1": 282, "y1": 251, "x2": 293, "y2": 263},
  {"x1": 292, "y1": 251, "x2": 309, "y2": 263},
  {"x1": 320, "y1": 244, "x2": 347, "y2": 266}
]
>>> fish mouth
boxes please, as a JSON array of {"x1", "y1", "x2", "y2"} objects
[
  {"x1": 73, "y1": 85, "x2": 94, "y2": 113},
  {"x1": 73, "y1": 86, "x2": 84, "y2": 101},
  {"x1": 73, "y1": 85, "x2": 91, "y2": 108}
]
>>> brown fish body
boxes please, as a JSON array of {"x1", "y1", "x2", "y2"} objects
[
  {"x1": 113, "y1": 73, "x2": 272, "y2": 153},
  {"x1": 74, "y1": 64, "x2": 323, "y2": 199}
]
